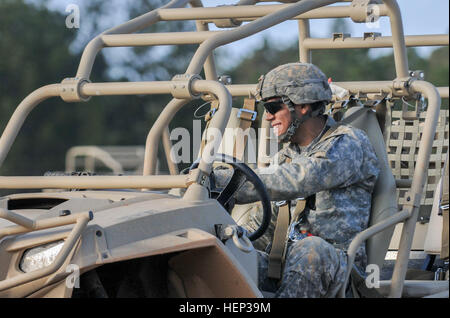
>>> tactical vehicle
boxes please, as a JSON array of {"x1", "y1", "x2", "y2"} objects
[{"x1": 0, "y1": 0, "x2": 448, "y2": 298}]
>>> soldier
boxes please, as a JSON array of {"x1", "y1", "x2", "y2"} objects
[{"x1": 214, "y1": 63, "x2": 380, "y2": 297}]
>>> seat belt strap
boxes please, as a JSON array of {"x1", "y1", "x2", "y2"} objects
[
  {"x1": 267, "y1": 156, "x2": 308, "y2": 280},
  {"x1": 234, "y1": 98, "x2": 257, "y2": 161},
  {"x1": 267, "y1": 200, "x2": 291, "y2": 279},
  {"x1": 292, "y1": 199, "x2": 307, "y2": 223},
  {"x1": 267, "y1": 198, "x2": 308, "y2": 280}
]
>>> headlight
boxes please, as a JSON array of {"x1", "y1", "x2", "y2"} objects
[{"x1": 19, "y1": 240, "x2": 64, "y2": 273}]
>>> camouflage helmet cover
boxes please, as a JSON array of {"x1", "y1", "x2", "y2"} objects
[{"x1": 256, "y1": 63, "x2": 332, "y2": 105}]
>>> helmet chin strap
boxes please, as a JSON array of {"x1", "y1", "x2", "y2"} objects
[
  {"x1": 277, "y1": 111, "x2": 302, "y2": 143},
  {"x1": 276, "y1": 106, "x2": 323, "y2": 144}
]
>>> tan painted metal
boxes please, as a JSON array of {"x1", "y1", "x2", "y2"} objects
[
  {"x1": 144, "y1": 98, "x2": 189, "y2": 176},
  {"x1": 0, "y1": 175, "x2": 188, "y2": 190},
  {"x1": 0, "y1": 85, "x2": 60, "y2": 167},
  {"x1": 0, "y1": 211, "x2": 92, "y2": 292},
  {"x1": 185, "y1": 0, "x2": 339, "y2": 75},
  {"x1": 438, "y1": 87, "x2": 449, "y2": 98},
  {"x1": 382, "y1": 0, "x2": 409, "y2": 78},
  {"x1": 101, "y1": 31, "x2": 220, "y2": 47},
  {"x1": 0, "y1": 193, "x2": 261, "y2": 297},
  {"x1": 192, "y1": 0, "x2": 218, "y2": 81},
  {"x1": 157, "y1": 4, "x2": 388, "y2": 21},
  {"x1": 65, "y1": 146, "x2": 146, "y2": 174},
  {"x1": 301, "y1": 34, "x2": 449, "y2": 50},
  {"x1": 298, "y1": 19, "x2": 311, "y2": 63},
  {"x1": 76, "y1": 0, "x2": 192, "y2": 80},
  {"x1": 162, "y1": 128, "x2": 179, "y2": 175},
  {"x1": 389, "y1": 80, "x2": 442, "y2": 297}
]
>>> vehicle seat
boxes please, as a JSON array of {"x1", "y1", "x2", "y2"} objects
[
  {"x1": 341, "y1": 105, "x2": 398, "y2": 270},
  {"x1": 424, "y1": 151, "x2": 449, "y2": 257}
]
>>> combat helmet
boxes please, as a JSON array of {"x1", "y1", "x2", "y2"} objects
[{"x1": 256, "y1": 63, "x2": 332, "y2": 142}]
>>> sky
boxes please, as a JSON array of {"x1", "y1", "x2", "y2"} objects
[
  {"x1": 206, "y1": 0, "x2": 449, "y2": 66},
  {"x1": 44, "y1": 0, "x2": 449, "y2": 76}
]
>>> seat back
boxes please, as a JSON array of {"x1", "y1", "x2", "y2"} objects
[
  {"x1": 385, "y1": 109, "x2": 449, "y2": 251},
  {"x1": 342, "y1": 106, "x2": 398, "y2": 269}
]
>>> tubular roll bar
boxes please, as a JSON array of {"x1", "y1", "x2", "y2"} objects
[
  {"x1": 0, "y1": 0, "x2": 448, "y2": 298},
  {"x1": 0, "y1": 175, "x2": 189, "y2": 190},
  {"x1": 0, "y1": 79, "x2": 231, "y2": 190},
  {"x1": 301, "y1": 34, "x2": 449, "y2": 50},
  {"x1": 388, "y1": 80, "x2": 442, "y2": 297},
  {"x1": 185, "y1": 0, "x2": 340, "y2": 75},
  {"x1": 299, "y1": 0, "x2": 410, "y2": 79},
  {"x1": 157, "y1": 3, "x2": 389, "y2": 21},
  {"x1": 80, "y1": 1, "x2": 395, "y2": 80},
  {"x1": 382, "y1": 0, "x2": 409, "y2": 78},
  {"x1": 76, "y1": 0, "x2": 192, "y2": 80},
  {"x1": 97, "y1": 29, "x2": 444, "y2": 53},
  {"x1": 338, "y1": 80, "x2": 443, "y2": 298},
  {"x1": 144, "y1": 0, "x2": 342, "y2": 176},
  {"x1": 143, "y1": 0, "x2": 448, "y2": 176}
]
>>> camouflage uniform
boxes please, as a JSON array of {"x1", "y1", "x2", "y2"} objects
[
  {"x1": 215, "y1": 115, "x2": 380, "y2": 297},
  {"x1": 257, "y1": 236, "x2": 348, "y2": 298},
  {"x1": 213, "y1": 63, "x2": 380, "y2": 298}
]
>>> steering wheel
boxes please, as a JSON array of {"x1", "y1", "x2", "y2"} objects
[{"x1": 188, "y1": 153, "x2": 272, "y2": 241}]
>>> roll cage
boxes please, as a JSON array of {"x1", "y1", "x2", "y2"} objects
[{"x1": 0, "y1": 0, "x2": 448, "y2": 298}]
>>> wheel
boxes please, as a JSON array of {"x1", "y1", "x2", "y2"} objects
[{"x1": 189, "y1": 153, "x2": 272, "y2": 241}]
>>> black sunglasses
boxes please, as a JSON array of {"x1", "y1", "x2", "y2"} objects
[{"x1": 261, "y1": 99, "x2": 285, "y2": 115}]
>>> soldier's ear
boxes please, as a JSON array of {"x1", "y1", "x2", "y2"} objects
[{"x1": 297, "y1": 104, "x2": 311, "y2": 115}]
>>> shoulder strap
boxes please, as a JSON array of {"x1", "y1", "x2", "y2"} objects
[
  {"x1": 267, "y1": 201, "x2": 291, "y2": 279},
  {"x1": 320, "y1": 107, "x2": 371, "y2": 143},
  {"x1": 200, "y1": 98, "x2": 256, "y2": 161},
  {"x1": 267, "y1": 157, "x2": 308, "y2": 280},
  {"x1": 267, "y1": 197, "x2": 308, "y2": 280},
  {"x1": 267, "y1": 157, "x2": 292, "y2": 279},
  {"x1": 234, "y1": 98, "x2": 257, "y2": 161},
  {"x1": 292, "y1": 199, "x2": 307, "y2": 223}
]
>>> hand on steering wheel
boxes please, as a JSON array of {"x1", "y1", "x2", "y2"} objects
[{"x1": 189, "y1": 153, "x2": 272, "y2": 241}]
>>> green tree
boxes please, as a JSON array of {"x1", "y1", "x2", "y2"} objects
[
  {"x1": 0, "y1": 0, "x2": 108, "y2": 177},
  {"x1": 0, "y1": 0, "x2": 201, "y2": 181},
  {"x1": 425, "y1": 46, "x2": 449, "y2": 87},
  {"x1": 226, "y1": 35, "x2": 447, "y2": 92},
  {"x1": 225, "y1": 20, "x2": 448, "y2": 127}
]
